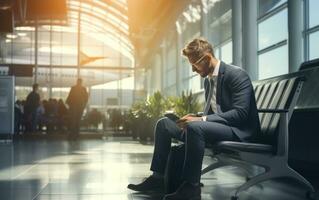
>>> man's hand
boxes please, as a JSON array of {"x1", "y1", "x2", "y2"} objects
[{"x1": 177, "y1": 114, "x2": 202, "y2": 129}]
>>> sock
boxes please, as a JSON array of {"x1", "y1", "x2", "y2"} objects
[{"x1": 152, "y1": 171, "x2": 164, "y2": 179}]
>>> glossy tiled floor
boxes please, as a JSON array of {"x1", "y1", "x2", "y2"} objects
[{"x1": 0, "y1": 137, "x2": 317, "y2": 200}]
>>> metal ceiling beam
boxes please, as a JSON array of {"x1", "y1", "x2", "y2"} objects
[
  {"x1": 69, "y1": 8, "x2": 129, "y2": 39},
  {"x1": 76, "y1": 0, "x2": 128, "y2": 23}
]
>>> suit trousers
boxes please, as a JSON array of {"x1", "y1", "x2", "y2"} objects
[{"x1": 150, "y1": 117, "x2": 239, "y2": 184}]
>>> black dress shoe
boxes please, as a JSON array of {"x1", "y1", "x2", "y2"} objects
[
  {"x1": 127, "y1": 175, "x2": 164, "y2": 192},
  {"x1": 162, "y1": 181, "x2": 201, "y2": 200}
]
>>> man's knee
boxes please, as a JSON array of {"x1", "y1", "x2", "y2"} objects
[
  {"x1": 154, "y1": 117, "x2": 169, "y2": 133},
  {"x1": 185, "y1": 122, "x2": 203, "y2": 137},
  {"x1": 155, "y1": 117, "x2": 181, "y2": 139},
  {"x1": 156, "y1": 117, "x2": 170, "y2": 128}
]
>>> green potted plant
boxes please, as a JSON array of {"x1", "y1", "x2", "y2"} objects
[{"x1": 171, "y1": 90, "x2": 202, "y2": 117}]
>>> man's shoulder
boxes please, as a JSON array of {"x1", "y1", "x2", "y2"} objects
[
  {"x1": 223, "y1": 63, "x2": 248, "y2": 77},
  {"x1": 223, "y1": 63, "x2": 244, "y2": 71},
  {"x1": 29, "y1": 91, "x2": 39, "y2": 97}
]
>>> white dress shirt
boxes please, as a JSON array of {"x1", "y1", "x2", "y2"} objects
[{"x1": 202, "y1": 60, "x2": 220, "y2": 121}]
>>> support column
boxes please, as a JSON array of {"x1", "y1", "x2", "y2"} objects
[
  {"x1": 242, "y1": 0, "x2": 258, "y2": 80},
  {"x1": 77, "y1": 0, "x2": 82, "y2": 78},
  {"x1": 0, "y1": 34, "x2": 6, "y2": 63},
  {"x1": 176, "y1": 31, "x2": 182, "y2": 95},
  {"x1": 232, "y1": 0, "x2": 242, "y2": 67},
  {"x1": 34, "y1": 19, "x2": 38, "y2": 84},
  {"x1": 288, "y1": 0, "x2": 304, "y2": 72},
  {"x1": 161, "y1": 39, "x2": 166, "y2": 94},
  {"x1": 49, "y1": 20, "x2": 53, "y2": 98}
]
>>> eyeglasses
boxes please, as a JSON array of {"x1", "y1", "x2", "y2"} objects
[
  {"x1": 190, "y1": 54, "x2": 208, "y2": 70},
  {"x1": 192, "y1": 54, "x2": 207, "y2": 65}
]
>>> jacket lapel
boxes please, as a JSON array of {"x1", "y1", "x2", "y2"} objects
[
  {"x1": 216, "y1": 62, "x2": 226, "y2": 105},
  {"x1": 204, "y1": 77, "x2": 209, "y2": 101}
]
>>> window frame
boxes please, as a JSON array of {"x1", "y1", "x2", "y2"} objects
[
  {"x1": 304, "y1": 0, "x2": 319, "y2": 60},
  {"x1": 257, "y1": 1, "x2": 288, "y2": 80}
]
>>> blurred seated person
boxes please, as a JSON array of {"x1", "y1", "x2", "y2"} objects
[
  {"x1": 14, "y1": 100, "x2": 23, "y2": 134},
  {"x1": 57, "y1": 99, "x2": 68, "y2": 132}
]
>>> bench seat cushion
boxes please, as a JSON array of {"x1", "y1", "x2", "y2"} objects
[{"x1": 216, "y1": 141, "x2": 274, "y2": 154}]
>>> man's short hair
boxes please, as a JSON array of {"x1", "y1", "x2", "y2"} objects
[
  {"x1": 32, "y1": 83, "x2": 38, "y2": 90},
  {"x1": 182, "y1": 38, "x2": 215, "y2": 61}
]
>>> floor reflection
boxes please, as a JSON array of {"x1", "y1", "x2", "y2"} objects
[{"x1": 0, "y1": 138, "x2": 317, "y2": 200}]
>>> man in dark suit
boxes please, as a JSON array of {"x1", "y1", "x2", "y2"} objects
[
  {"x1": 66, "y1": 78, "x2": 88, "y2": 140},
  {"x1": 127, "y1": 38, "x2": 260, "y2": 200}
]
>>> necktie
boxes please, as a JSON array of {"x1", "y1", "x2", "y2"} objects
[
  {"x1": 210, "y1": 76, "x2": 218, "y2": 113},
  {"x1": 203, "y1": 78, "x2": 214, "y2": 115}
]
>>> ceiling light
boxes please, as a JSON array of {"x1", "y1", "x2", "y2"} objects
[
  {"x1": 17, "y1": 32, "x2": 27, "y2": 37},
  {"x1": 15, "y1": 26, "x2": 35, "y2": 31},
  {"x1": 6, "y1": 34, "x2": 18, "y2": 39}
]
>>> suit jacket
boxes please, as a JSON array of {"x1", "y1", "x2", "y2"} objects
[
  {"x1": 204, "y1": 62, "x2": 260, "y2": 141},
  {"x1": 66, "y1": 85, "x2": 88, "y2": 110},
  {"x1": 25, "y1": 91, "x2": 40, "y2": 114}
]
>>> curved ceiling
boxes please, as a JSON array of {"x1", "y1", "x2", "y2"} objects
[
  {"x1": 5, "y1": 0, "x2": 133, "y2": 67},
  {"x1": 0, "y1": 0, "x2": 134, "y2": 87}
]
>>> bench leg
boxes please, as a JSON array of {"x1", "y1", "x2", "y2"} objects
[
  {"x1": 286, "y1": 166, "x2": 315, "y2": 193},
  {"x1": 234, "y1": 166, "x2": 315, "y2": 198},
  {"x1": 234, "y1": 170, "x2": 273, "y2": 196},
  {"x1": 201, "y1": 161, "x2": 227, "y2": 175}
]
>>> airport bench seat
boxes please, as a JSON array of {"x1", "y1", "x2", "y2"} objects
[{"x1": 201, "y1": 76, "x2": 316, "y2": 200}]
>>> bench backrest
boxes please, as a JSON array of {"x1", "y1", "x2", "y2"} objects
[{"x1": 253, "y1": 77, "x2": 301, "y2": 144}]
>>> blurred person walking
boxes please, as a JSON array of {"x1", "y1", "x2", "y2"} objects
[
  {"x1": 66, "y1": 78, "x2": 88, "y2": 140},
  {"x1": 25, "y1": 83, "x2": 40, "y2": 133}
]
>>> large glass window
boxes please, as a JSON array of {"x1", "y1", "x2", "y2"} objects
[
  {"x1": 162, "y1": 35, "x2": 177, "y2": 95},
  {"x1": 220, "y1": 41, "x2": 232, "y2": 64},
  {"x1": 258, "y1": 45, "x2": 288, "y2": 79},
  {"x1": 309, "y1": 32, "x2": 319, "y2": 60},
  {"x1": 259, "y1": 0, "x2": 287, "y2": 17},
  {"x1": 190, "y1": 75, "x2": 201, "y2": 93},
  {"x1": 305, "y1": 0, "x2": 319, "y2": 60},
  {"x1": 0, "y1": 0, "x2": 135, "y2": 112},
  {"x1": 309, "y1": 0, "x2": 319, "y2": 28},
  {"x1": 206, "y1": 0, "x2": 232, "y2": 65},
  {"x1": 208, "y1": 0, "x2": 232, "y2": 51},
  {"x1": 258, "y1": 1, "x2": 288, "y2": 80},
  {"x1": 258, "y1": 9, "x2": 287, "y2": 50}
]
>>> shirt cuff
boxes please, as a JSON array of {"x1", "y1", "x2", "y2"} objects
[{"x1": 202, "y1": 116, "x2": 207, "y2": 121}]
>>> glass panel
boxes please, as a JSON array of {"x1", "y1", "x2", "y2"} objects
[
  {"x1": 309, "y1": 31, "x2": 319, "y2": 60},
  {"x1": 309, "y1": 0, "x2": 319, "y2": 28},
  {"x1": 166, "y1": 68, "x2": 176, "y2": 87},
  {"x1": 259, "y1": 0, "x2": 287, "y2": 17},
  {"x1": 258, "y1": 9, "x2": 287, "y2": 50},
  {"x1": 258, "y1": 45, "x2": 288, "y2": 80},
  {"x1": 214, "y1": 48, "x2": 220, "y2": 60},
  {"x1": 209, "y1": 9, "x2": 232, "y2": 47},
  {"x1": 221, "y1": 41, "x2": 232, "y2": 64},
  {"x1": 190, "y1": 75, "x2": 201, "y2": 92},
  {"x1": 207, "y1": 0, "x2": 231, "y2": 24},
  {"x1": 180, "y1": 58, "x2": 189, "y2": 80}
]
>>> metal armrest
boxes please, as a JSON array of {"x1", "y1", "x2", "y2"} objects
[
  {"x1": 257, "y1": 109, "x2": 289, "y2": 156},
  {"x1": 257, "y1": 109, "x2": 288, "y2": 113}
]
